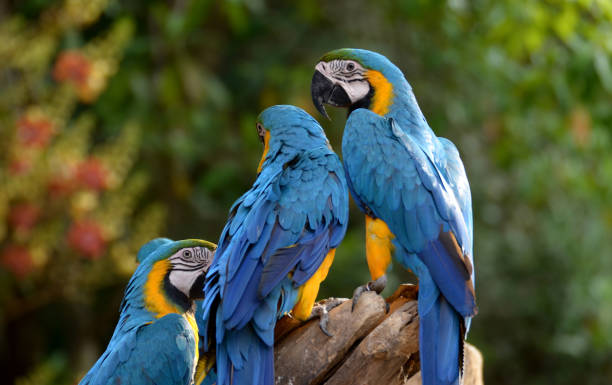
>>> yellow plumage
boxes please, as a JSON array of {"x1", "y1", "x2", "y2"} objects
[
  {"x1": 292, "y1": 249, "x2": 336, "y2": 321},
  {"x1": 365, "y1": 215, "x2": 395, "y2": 280},
  {"x1": 366, "y1": 70, "x2": 394, "y2": 116}
]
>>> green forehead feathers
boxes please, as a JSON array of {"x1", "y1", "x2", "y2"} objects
[
  {"x1": 319, "y1": 49, "x2": 364, "y2": 66},
  {"x1": 136, "y1": 237, "x2": 216, "y2": 263}
]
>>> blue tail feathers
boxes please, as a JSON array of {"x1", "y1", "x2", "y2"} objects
[
  {"x1": 419, "y1": 293, "x2": 462, "y2": 385},
  {"x1": 216, "y1": 326, "x2": 273, "y2": 385}
]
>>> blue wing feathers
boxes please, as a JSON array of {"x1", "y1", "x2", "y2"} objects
[
  {"x1": 201, "y1": 138, "x2": 348, "y2": 385},
  {"x1": 343, "y1": 108, "x2": 475, "y2": 317},
  {"x1": 258, "y1": 245, "x2": 305, "y2": 297},
  {"x1": 418, "y1": 201, "x2": 441, "y2": 240},
  {"x1": 420, "y1": 239, "x2": 475, "y2": 317},
  {"x1": 222, "y1": 258, "x2": 260, "y2": 324},
  {"x1": 344, "y1": 107, "x2": 475, "y2": 385},
  {"x1": 229, "y1": 274, "x2": 262, "y2": 331},
  {"x1": 81, "y1": 314, "x2": 195, "y2": 385}
]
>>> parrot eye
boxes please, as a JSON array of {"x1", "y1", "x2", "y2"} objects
[
  {"x1": 346, "y1": 62, "x2": 355, "y2": 71},
  {"x1": 256, "y1": 123, "x2": 266, "y2": 144},
  {"x1": 182, "y1": 249, "x2": 192, "y2": 259}
]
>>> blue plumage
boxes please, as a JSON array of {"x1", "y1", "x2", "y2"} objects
[
  {"x1": 312, "y1": 49, "x2": 477, "y2": 385},
  {"x1": 201, "y1": 105, "x2": 349, "y2": 385},
  {"x1": 80, "y1": 238, "x2": 216, "y2": 385}
]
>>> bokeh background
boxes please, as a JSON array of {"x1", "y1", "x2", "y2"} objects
[{"x1": 1, "y1": 0, "x2": 612, "y2": 384}]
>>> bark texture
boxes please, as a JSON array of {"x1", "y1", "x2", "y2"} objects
[{"x1": 274, "y1": 284, "x2": 483, "y2": 385}]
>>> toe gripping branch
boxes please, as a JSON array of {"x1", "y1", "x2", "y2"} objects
[
  {"x1": 351, "y1": 274, "x2": 388, "y2": 312},
  {"x1": 307, "y1": 297, "x2": 348, "y2": 337}
]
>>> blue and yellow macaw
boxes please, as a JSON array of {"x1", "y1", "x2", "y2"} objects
[
  {"x1": 311, "y1": 49, "x2": 477, "y2": 385},
  {"x1": 79, "y1": 238, "x2": 216, "y2": 385},
  {"x1": 200, "y1": 105, "x2": 349, "y2": 385}
]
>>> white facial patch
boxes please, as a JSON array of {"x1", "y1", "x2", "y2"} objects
[
  {"x1": 167, "y1": 246, "x2": 214, "y2": 297},
  {"x1": 168, "y1": 270, "x2": 198, "y2": 297},
  {"x1": 315, "y1": 60, "x2": 371, "y2": 103}
]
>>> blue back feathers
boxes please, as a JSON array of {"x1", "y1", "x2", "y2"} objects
[{"x1": 201, "y1": 105, "x2": 348, "y2": 385}]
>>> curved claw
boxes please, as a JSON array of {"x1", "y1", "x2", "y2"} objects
[
  {"x1": 351, "y1": 274, "x2": 388, "y2": 312},
  {"x1": 307, "y1": 297, "x2": 347, "y2": 337},
  {"x1": 318, "y1": 311, "x2": 332, "y2": 337},
  {"x1": 351, "y1": 284, "x2": 369, "y2": 312}
]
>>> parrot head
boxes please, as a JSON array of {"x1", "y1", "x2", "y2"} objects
[
  {"x1": 135, "y1": 238, "x2": 217, "y2": 314},
  {"x1": 311, "y1": 48, "x2": 409, "y2": 118},
  {"x1": 255, "y1": 105, "x2": 329, "y2": 173}
]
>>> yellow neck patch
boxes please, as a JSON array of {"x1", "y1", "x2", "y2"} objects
[
  {"x1": 257, "y1": 130, "x2": 271, "y2": 173},
  {"x1": 144, "y1": 259, "x2": 181, "y2": 317},
  {"x1": 366, "y1": 70, "x2": 394, "y2": 116},
  {"x1": 143, "y1": 259, "x2": 200, "y2": 364}
]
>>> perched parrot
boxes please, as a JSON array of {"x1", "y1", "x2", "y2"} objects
[
  {"x1": 79, "y1": 238, "x2": 216, "y2": 385},
  {"x1": 311, "y1": 49, "x2": 477, "y2": 385},
  {"x1": 200, "y1": 105, "x2": 349, "y2": 385}
]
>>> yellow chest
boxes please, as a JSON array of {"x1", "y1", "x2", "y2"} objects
[
  {"x1": 183, "y1": 311, "x2": 199, "y2": 364},
  {"x1": 365, "y1": 215, "x2": 395, "y2": 280},
  {"x1": 292, "y1": 249, "x2": 336, "y2": 321}
]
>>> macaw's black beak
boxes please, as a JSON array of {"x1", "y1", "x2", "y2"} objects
[
  {"x1": 311, "y1": 70, "x2": 351, "y2": 120},
  {"x1": 189, "y1": 273, "x2": 206, "y2": 300}
]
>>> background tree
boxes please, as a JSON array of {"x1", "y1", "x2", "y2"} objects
[{"x1": 0, "y1": 2, "x2": 166, "y2": 383}]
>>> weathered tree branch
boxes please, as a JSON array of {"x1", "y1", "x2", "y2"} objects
[{"x1": 274, "y1": 284, "x2": 483, "y2": 385}]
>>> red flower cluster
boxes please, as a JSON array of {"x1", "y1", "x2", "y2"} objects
[
  {"x1": 9, "y1": 202, "x2": 40, "y2": 234},
  {"x1": 53, "y1": 51, "x2": 92, "y2": 88},
  {"x1": 48, "y1": 171, "x2": 77, "y2": 198},
  {"x1": 0, "y1": 244, "x2": 34, "y2": 278},
  {"x1": 67, "y1": 220, "x2": 107, "y2": 259},
  {"x1": 75, "y1": 157, "x2": 108, "y2": 191},
  {"x1": 8, "y1": 158, "x2": 32, "y2": 175},
  {"x1": 16, "y1": 116, "x2": 55, "y2": 148}
]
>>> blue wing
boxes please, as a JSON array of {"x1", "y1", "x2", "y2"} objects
[
  {"x1": 342, "y1": 108, "x2": 476, "y2": 318},
  {"x1": 343, "y1": 108, "x2": 475, "y2": 385},
  {"x1": 80, "y1": 314, "x2": 196, "y2": 385},
  {"x1": 201, "y1": 146, "x2": 348, "y2": 385},
  {"x1": 206, "y1": 147, "x2": 348, "y2": 334},
  {"x1": 437, "y1": 137, "x2": 474, "y2": 279}
]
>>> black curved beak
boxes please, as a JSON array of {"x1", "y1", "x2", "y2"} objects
[
  {"x1": 189, "y1": 273, "x2": 206, "y2": 300},
  {"x1": 311, "y1": 70, "x2": 351, "y2": 120}
]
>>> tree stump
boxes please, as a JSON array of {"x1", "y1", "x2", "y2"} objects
[{"x1": 273, "y1": 284, "x2": 484, "y2": 385}]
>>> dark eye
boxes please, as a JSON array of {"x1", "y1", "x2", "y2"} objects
[
  {"x1": 182, "y1": 249, "x2": 192, "y2": 259},
  {"x1": 346, "y1": 62, "x2": 355, "y2": 71},
  {"x1": 256, "y1": 123, "x2": 266, "y2": 144}
]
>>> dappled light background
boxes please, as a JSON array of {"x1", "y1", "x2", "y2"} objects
[{"x1": 1, "y1": 1, "x2": 612, "y2": 384}]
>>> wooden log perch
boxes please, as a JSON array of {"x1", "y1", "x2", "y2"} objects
[{"x1": 273, "y1": 284, "x2": 483, "y2": 385}]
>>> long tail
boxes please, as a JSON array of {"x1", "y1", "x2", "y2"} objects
[
  {"x1": 216, "y1": 325, "x2": 274, "y2": 385},
  {"x1": 420, "y1": 293, "x2": 463, "y2": 385}
]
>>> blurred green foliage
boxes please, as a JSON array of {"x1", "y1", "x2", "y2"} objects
[{"x1": 1, "y1": 0, "x2": 612, "y2": 384}]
